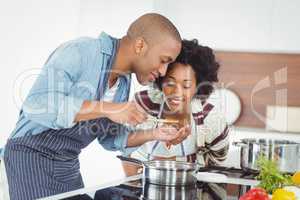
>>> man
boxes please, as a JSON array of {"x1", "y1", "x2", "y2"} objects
[{"x1": 3, "y1": 13, "x2": 190, "y2": 200}]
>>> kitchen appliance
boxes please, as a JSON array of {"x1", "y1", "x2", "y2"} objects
[
  {"x1": 117, "y1": 155, "x2": 199, "y2": 186},
  {"x1": 233, "y1": 138, "x2": 300, "y2": 173},
  {"x1": 141, "y1": 182, "x2": 198, "y2": 200},
  {"x1": 43, "y1": 166, "x2": 260, "y2": 199},
  {"x1": 95, "y1": 166, "x2": 257, "y2": 200}
]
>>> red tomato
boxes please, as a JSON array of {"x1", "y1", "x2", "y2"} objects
[{"x1": 239, "y1": 188, "x2": 269, "y2": 200}]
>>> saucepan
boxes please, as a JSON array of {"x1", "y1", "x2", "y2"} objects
[
  {"x1": 117, "y1": 155, "x2": 200, "y2": 186},
  {"x1": 141, "y1": 181, "x2": 198, "y2": 200},
  {"x1": 233, "y1": 138, "x2": 300, "y2": 173}
]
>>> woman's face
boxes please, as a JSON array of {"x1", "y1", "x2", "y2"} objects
[{"x1": 162, "y1": 63, "x2": 197, "y2": 114}]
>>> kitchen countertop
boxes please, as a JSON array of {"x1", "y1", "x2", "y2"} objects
[
  {"x1": 39, "y1": 126, "x2": 300, "y2": 200},
  {"x1": 40, "y1": 175, "x2": 143, "y2": 200},
  {"x1": 39, "y1": 126, "x2": 300, "y2": 199},
  {"x1": 40, "y1": 166, "x2": 259, "y2": 200}
]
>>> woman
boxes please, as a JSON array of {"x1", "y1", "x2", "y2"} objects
[{"x1": 123, "y1": 39, "x2": 230, "y2": 176}]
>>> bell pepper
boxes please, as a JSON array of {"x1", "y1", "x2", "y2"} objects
[{"x1": 272, "y1": 188, "x2": 296, "y2": 200}]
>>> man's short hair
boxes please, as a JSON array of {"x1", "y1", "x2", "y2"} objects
[{"x1": 127, "y1": 13, "x2": 181, "y2": 45}]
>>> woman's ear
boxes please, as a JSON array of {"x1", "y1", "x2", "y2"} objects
[{"x1": 134, "y1": 37, "x2": 148, "y2": 55}]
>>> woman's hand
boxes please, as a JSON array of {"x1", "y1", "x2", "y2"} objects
[
  {"x1": 165, "y1": 125, "x2": 191, "y2": 147},
  {"x1": 127, "y1": 125, "x2": 179, "y2": 147},
  {"x1": 152, "y1": 125, "x2": 191, "y2": 143},
  {"x1": 152, "y1": 125, "x2": 180, "y2": 141},
  {"x1": 127, "y1": 125, "x2": 190, "y2": 147}
]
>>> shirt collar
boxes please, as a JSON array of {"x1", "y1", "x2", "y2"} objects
[{"x1": 98, "y1": 32, "x2": 117, "y2": 55}]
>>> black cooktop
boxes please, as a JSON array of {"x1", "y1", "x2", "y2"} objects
[{"x1": 61, "y1": 166, "x2": 258, "y2": 200}]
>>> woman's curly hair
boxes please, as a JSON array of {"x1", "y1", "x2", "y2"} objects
[{"x1": 155, "y1": 39, "x2": 220, "y2": 101}]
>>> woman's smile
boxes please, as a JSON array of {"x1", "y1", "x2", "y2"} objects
[{"x1": 167, "y1": 96, "x2": 184, "y2": 108}]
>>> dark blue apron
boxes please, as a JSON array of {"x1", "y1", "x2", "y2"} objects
[{"x1": 4, "y1": 38, "x2": 131, "y2": 200}]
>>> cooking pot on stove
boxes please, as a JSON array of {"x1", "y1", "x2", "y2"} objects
[
  {"x1": 141, "y1": 182, "x2": 197, "y2": 200},
  {"x1": 233, "y1": 138, "x2": 300, "y2": 173},
  {"x1": 117, "y1": 155, "x2": 199, "y2": 186}
]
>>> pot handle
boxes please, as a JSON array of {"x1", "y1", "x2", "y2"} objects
[
  {"x1": 116, "y1": 155, "x2": 144, "y2": 166},
  {"x1": 195, "y1": 162, "x2": 205, "y2": 172}
]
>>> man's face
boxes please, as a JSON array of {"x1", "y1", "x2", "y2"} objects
[{"x1": 132, "y1": 37, "x2": 181, "y2": 85}]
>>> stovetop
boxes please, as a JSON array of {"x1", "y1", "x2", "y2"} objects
[
  {"x1": 61, "y1": 166, "x2": 259, "y2": 200},
  {"x1": 197, "y1": 166, "x2": 259, "y2": 179}
]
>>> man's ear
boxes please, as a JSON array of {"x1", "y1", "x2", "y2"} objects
[{"x1": 134, "y1": 37, "x2": 148, "y2": 55}]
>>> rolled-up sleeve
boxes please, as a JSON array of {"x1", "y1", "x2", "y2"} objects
[
  {"x1": 96, "y1": 118, "x2": 138, "y2": 156},
  {"x1": 23, "y1": 42, "x2": 85, "y2": 129}
]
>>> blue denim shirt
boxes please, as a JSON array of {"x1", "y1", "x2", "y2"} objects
[{"x1": 8, "y1": 32, "x2": 133, "y2": 154}]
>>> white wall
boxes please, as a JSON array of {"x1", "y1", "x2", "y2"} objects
[
  {"x1": 154, "y1": 0, "x2": 300, "y2": 53},
  {"x1": 0, "y1": 0, "x2": 81, "y2": 147}
]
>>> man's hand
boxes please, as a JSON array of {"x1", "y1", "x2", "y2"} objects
[
  {"x1": 104, "y1": 101, "x2": 148, "y2": 126},
  {"x1": 75, "y1": 100, "x2": 148, "y2": 126}
]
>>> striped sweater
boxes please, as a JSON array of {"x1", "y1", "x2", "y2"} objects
[{"x1": 133, "y1": 89, "x2": 230, "y2": 166}]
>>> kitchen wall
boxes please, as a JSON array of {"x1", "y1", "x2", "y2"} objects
[
  {"x1": 215, "y1": 51, "x2": 300, "y2": 128},
  {"x1": 0, "y1": 0, "x2": 81, "y2": 148},
  {"x1": 153, "y1": 0, "x2": 300, "y2": 53},
  {"x1": 156, "y1": 0, "x2": 300, "y2": 129},
  {"x1": 1, "y1": 0, "x2": 300, "y2": 188}
]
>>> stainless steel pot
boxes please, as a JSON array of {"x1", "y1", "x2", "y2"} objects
[
  {"x1": 141, "y1": 182, "x2": 198, "y2": 200},
  {"x1": 233, "y1": 138, "x2": 300, "y2": 173},
  {"x1": 117, "y1": 155, "x2": 199, "y2": 186}
]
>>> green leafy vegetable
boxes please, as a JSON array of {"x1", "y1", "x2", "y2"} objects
[{"x1": 256, "y1": 155, "x2": 293, "y2": 194}]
